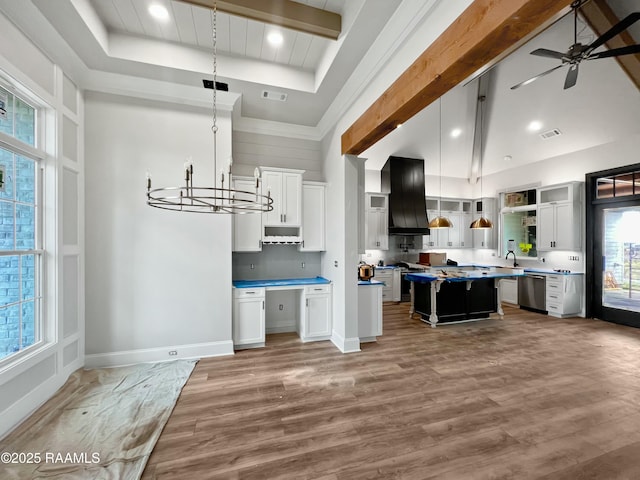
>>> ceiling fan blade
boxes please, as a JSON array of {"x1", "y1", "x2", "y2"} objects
[
  {"x1": 530, "y1": 48, "x2": 566, "y2": 60},
  {"x1": 564, "y1": 64, "x2": 579, "y2": 89},
  {"x1": 511, "y1": 64, "x2": 565, "y2": 90},
  {"x1": 587, "y1": 12, "x2": 640, "y2": 53},
  {"x1": 587, "y1": 44, "x2": 640, "y2": 59}
]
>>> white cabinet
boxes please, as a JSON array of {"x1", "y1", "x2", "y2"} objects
[
  {"x1": 365, "y1": 193, "x2": 388, "y2": 250},
  {"x1": 301, "y1": 284, "x2": 332, "y2": 342},
  {"x1": 545, "y1": 274, "x2": 583, "y2": 317},
  {"x1": 232, "y1": 177, "x2": 262, "y2": 252},
  {"x1": 232, "y1": 288, "x2": 265, "y2": 348},
  {"x1": 500, "y1": 278, "x2": 518, "y2": 305},
  {"x1": 300, "y1": 182, "x2": 325, "y2": 251},
  {"x1": 358, "y1": 283, "x2": 383, "y2": 342},
  {"x1": 374, "y1": 267, "x2": 400, "y2": 302},
  {"x1": 261, "y1": 168, "x2": 303, "y2": 227},
  {"x1": 423, "y1": 198, "x2": 475, "y2": 248},
  {"x1": 537, "y1": 182, "x2": 581, "y2": 251},
  {"x1": 472, "y1": 198, "x2": 496, "y2": 249}
]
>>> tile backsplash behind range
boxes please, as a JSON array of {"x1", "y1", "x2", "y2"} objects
[{"x1": 233, "y1": 245, "x2": 322, "y2": 280}]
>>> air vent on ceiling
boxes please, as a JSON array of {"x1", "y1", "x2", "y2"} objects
[
  {"x1": 262, "y1": 90, "x2": 288, "y2": 102},
  {"x1": 540, "y1": 128, "x2": 562, "y2": 139}
]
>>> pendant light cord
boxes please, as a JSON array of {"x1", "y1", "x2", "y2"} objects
[
  {"x1": 439, "y1": 97, "x2": 443, "y2": 218},
  {"x1": 212, "y1": 2, "x2": 218, "y2": 185}
]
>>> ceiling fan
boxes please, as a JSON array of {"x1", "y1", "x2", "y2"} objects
[{"x1": 511, "y1": 1, "x2": 640, "y2": 90}]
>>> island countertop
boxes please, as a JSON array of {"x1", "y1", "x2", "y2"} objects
[{"x1": 233, "y1": 277, "x2": 331, "y2": 288}]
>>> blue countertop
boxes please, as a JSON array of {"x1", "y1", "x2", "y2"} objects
[
  {"x1": 233, "y1": 276, "x2": 331, "y2": 288},
  {"x1": 405, "y1": 271, "x2": 525, "y2": 284},
  {"x1": 358, "y1": 279, "x2": 385, "y2": 286},
  {"x1": 374, "y1": 266, "x2": 399, "y2": 270},
  {"x1": 429, "y1": 264, "x2": 583, "y2": 275}
]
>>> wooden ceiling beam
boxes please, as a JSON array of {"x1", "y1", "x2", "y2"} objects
[
  {"x1": 580, "y1": 0, "x2": 640, "y2": 91},
  {"x1": 341, "y1": 0, "x2": 573, "y2": 156},
  {"x1": 177, "y1": 0, "x2": 341, "y2": 40}
]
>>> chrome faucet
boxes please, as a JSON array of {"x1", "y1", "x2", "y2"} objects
[{"x1": 505, "y1": 250, "x2": 518, "y2": 267}]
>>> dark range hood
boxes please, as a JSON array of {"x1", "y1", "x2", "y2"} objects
[{"x1": 381, "y1": 156, "x2": 430, "y2": 235}]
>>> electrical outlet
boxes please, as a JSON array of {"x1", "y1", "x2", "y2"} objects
[
  {"x1": 279, "y1": 304, "x2": 284, "y2": 311},
  {"x1": 301, "y1": 262, "x2": 305, "y2": 269},
  {"x1": 169, "y1": 350, "x2": 177, "y2": 356},
  {"x1": 366, "y1": 252, "x2": 372, "y2": 257},
  {"x1": 568, "y1": 255, "x2": 579, "y2": 261},
  {"x1": 250, "y1": 263, "x2": 255, "y2": 269},
  {"x1": 334, "y1": 260, "x2": 338, "y2": 267}
]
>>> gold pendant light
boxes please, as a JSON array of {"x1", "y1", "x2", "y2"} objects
[
  {"x1": 428, "y1": 98, "x2": 452, "y2": 229},
  {"x1": 470, "y1": 94, "x2": 493, "y2": 229}
]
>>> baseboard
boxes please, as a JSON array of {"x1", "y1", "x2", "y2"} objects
[
  {"x1": 266, "y1": 326, "x2": 297, "y2": 334},
  {"x1": 330, "y1": 331, "x2": 361, "y2": 353},
  {"x1": 84, "y1": 340, "x2": 234, "y2": 368}
]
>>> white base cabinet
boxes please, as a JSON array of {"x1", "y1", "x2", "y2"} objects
[
  {"x1": 358, "y1": 284, "x2": 383, "y2": 342},
  {"x1": 300, "y1": 284, "x2": 332, "y2": 342},
  {"x1": 233, "y1": 288, "x2": 265, "y2": 348},
  {"x1": 546, "y1": 274, "x2": 583, "y2": 317},
  {"x1": 500, "y1": 278, "x2": 518, "y2": 305},
  {"x1": 375, "y1": 267, "x2": 400, "y2": 302}
]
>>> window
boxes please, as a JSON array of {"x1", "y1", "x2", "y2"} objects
[{"x1": 0, "y1": 84, "x2": 42, "y2": 361}]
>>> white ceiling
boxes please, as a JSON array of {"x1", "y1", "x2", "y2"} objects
[{"x1": 361, "y1": 2, "x2": 640, "y2": 179}]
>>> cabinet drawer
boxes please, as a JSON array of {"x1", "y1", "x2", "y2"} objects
[
  {"x1": 546, "y1": 281, "x2": 563, "y2": 294},
  {"x1": 234, "y1": 288, "x2": 265, "y2": 299},
  {"x1": 546, "y1": 292, "x2": 563, "y2": 304},
  {"x1": 305, "y1": 284, "x2": 331, "y2": 295},
  {"x1": 546, "y1": 302, "x2": 563, "y2": 314}
]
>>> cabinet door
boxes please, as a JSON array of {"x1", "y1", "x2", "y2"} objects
[
  {"x1": 233, "y1": 297, "x2": 265, "y2": 345},
  {"x1": 460, "y1": 213, "x2": 473, "y2": 248},
  {"x1": 365, "y1": 210, "x2": 388, "y2": 249},
  {"x1": 553, "y1": 203, "x2": 574, "y2": 250},
  {"x1": 300, "y1": 184, "x2": 325, "y2": 251},
  {"x1": 446, "y1": 212, "x2": 461, "y2": 247},
  {"x1": 232, "y1": 179, "x2": 262, "y2": 252},
  {"x1": 305, "y1": 294, "x2": 331, "y2": 338},
  {"x1": 537, "y1": 204, "x2": 555, "y2": 249},
  {"x1": 376, "y1": 210, "x2": 388, "y2": 249},
  {"x1": 262, "y1": 171, "x2": 282, "y2": 226},
  {"x1": 282, "y1": 172, "x2": 301, "y2": 226}
]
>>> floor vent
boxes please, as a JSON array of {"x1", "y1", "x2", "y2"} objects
[
  {"x1": 262, "y1": 90, "x2": 288, "y2": 101},
  {"x1": 540, "y1": 128, "x2": 562, "y2": 139}
]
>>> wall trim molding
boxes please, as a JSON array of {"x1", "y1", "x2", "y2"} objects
[
  {"x1": 84, "y1": 340, "x2": 234, "y2": 369},
  {"x1": 330, "y1": 331, "x2": 361, "y2": 354}
]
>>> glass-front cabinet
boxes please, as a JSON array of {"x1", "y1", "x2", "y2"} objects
[{"x1": 500, "y1": 188, "x2": 538, "y2": 258}]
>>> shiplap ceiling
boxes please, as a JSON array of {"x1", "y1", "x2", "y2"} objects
[{"x1": 88, "y1": 0, "x2": 340, "y2": 70}]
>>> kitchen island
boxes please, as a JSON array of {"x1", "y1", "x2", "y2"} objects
[{"x1": 405, "y1": 269, "x2": 524, "y2": 327}]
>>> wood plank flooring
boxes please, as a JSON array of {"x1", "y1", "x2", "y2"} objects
[{"x1": 142, "y1": 304, "x2": 640, "y2": 479}]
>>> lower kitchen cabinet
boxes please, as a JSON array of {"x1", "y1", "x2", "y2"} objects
[
  {"x1": 300, "y1": 284, "x2": 332, "y2": 342},
  {"x1": 500, "y1": 278, "x2": 518, "y2": 305},
  {"x1": 546, "y1": 274, "x2": 583, "y2": 317},
  {"x1": 232, "y1": 288, "x2": 265, "y2": 348},
  {"x1": 375, "y1": 267, "x2": 400, "y2": 302},
  {"x1": 358, "y1": 283, "x2": 383, "y2": 341}
]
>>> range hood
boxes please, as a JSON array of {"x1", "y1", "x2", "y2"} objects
[{"x1": 381, "y1": 156, "x2": 430, "y2": 235}]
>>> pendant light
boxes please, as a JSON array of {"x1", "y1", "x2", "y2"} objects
[
  {"x1": 428, "y1": 98, "x2": 453, "y2": 229},
  {"x1": 470, "y1": 94, "x2": 493, "y2": 229},
  {"x1": 146, "y1": 1, "x2": 272, "y2": 214}
]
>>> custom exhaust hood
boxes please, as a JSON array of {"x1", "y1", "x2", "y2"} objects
[{"x1": 381, "y1": 156, "x2": 430, "y2": 235}]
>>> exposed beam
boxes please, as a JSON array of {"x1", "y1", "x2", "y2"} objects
[
  {"x1": 341, "y1": 0, "x2": 573, "y2": 156},
  {"x1": 580, "y1": 0, "x2": 640, "y2": 91},
  {"x1": 177, "y1": 0, "x2": 341, "y2": 40}
]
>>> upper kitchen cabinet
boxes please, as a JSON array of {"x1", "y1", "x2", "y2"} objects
[
  {"x1": 537, "y1": 182, "x2": 582, "y2": 251},
  {"x1": 232, "y1": 177, "x2": 263, "y2": 252},
  {"x1": 472, "y1": 198, "x2": 497, "y2": 249},
  {"x1": 260, "y1": 167, "x2": 303, "y2": 227},
  {"x1": 365, "y1": 193, "x2": 389, "y2": 250},
  {"x1": 299, "y1": 182, "x2": 326, "y2": 252},
  {"x1": 424, "y1": 197, "x2": 473, "y2": 248}
]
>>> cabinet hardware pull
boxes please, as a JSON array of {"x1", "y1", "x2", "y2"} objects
[
  {"x1": 246, "y1": 291, "x2": 256, "y2": 294},
  {"x1": 262, "y1": 300, "x2": 264, "y2": 309},
  {"x1": 314, "y1": 288, "x2": 322, "y2": 291},
  {"x1": 306, "y1": 299, "x2": 309, "y2": 307}
]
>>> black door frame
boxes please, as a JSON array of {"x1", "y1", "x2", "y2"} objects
[{"x1": 586, "y1": 163, "x2": 640, "y2": 324}]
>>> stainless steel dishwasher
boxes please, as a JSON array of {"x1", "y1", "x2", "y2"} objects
[{"x1": 518, "y1": 274, "x2": 546, "y2": 312}]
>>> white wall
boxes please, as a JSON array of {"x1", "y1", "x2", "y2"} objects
[
  {"x1": 84, "y1": 92, "x2": 234, "y2": 366},
  {"x1": 232, "y1": 131, "x2": 323, "y2": 181},
  {"x1": 0, "y1": 11, "x2": 84, "y2": 438}
]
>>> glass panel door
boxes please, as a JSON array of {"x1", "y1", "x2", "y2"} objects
[{"x1": 602, "y1": 206, "x2": 640, "y2": 313}]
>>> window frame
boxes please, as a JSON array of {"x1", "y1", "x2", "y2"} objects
[{"x1": 0, "y1": 78, "x2": 47, "y2": 368}]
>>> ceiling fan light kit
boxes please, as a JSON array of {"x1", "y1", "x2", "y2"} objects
[{"x1": 511, "y1": 1, "x2": 640, "y2": 90}]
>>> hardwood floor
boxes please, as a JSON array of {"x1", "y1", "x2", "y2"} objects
[{"x1": 143, "y1": 304, "x2": 640, "y2": 479}]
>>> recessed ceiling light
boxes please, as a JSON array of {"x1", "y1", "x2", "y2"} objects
[
  {"x1": 504, "y1": 155, "x2": 513, "y2": 162},
  {"x1": 450, "y1": 128, "x2": 462, "y2": 138},
  {"x1": 267, "y1": 31, "x2": 283, "y2": 47},
  {"x1": 396, "y1": 123, "x2": 403, "y2": 129},
  {"x1": 149, "y1": 4, "x2": 169, "y2": 22},
  {"x1": 528, "y1": 120, "x2": 543, "y2": 132}
]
